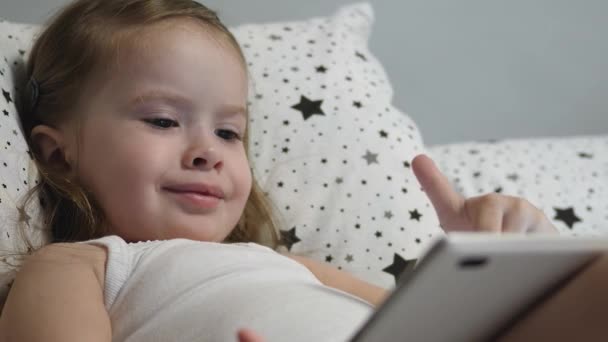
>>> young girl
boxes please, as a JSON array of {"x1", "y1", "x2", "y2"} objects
[{"x1": 1, "y1": 0, "x2": 606, "y2": 341}]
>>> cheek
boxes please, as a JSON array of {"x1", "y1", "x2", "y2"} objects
[
  {"x1": 239, "y1": 164, "x2": 253, "y2": 197},
  {"x1": 76, "y1": 125, "x2": 163, "y2": 199},
  {"x1": 234, "y1": 156, "x2": 253, "y2": 201}
]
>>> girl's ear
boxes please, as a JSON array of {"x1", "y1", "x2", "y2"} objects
[{"x1": 30, "y1": 124, "x2": 74, "y2": 172}]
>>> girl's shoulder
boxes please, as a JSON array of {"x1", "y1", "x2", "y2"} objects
[
  {"x1": 32, "y1": 242, "x2": 108, "y2": 287},
  {"x1": 2, "y1": 242, "x2": 110, "y2": 340},
  {"x1": 33, "y1": 242, "x2": 107, "y2": 264}
]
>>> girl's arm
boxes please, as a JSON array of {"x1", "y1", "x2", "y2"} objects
[
  {"x1": 0, "y1": 243, "x2": 110, "y2": 342},
  {"x1": 497, "y1": 253, "x2": 608, "y2": 341}
]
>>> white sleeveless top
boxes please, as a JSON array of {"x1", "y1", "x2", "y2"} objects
[{"x1": 81, "y1": 235, "x2": 374, "y2": 341}]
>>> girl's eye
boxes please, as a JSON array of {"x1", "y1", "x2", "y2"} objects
[
  {"x1": 215, "y1": 129, "x2": 242, "y2": 141},
  {"x1": 145, "y1": 118, "x2": 179, "y2": 129}
]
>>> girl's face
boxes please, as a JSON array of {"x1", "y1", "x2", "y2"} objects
[{"x1": 71, "y1": 19, "x2": 251, "y2": 242}]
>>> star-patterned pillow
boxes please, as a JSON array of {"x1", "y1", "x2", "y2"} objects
[
  {"x1": 0, "y1": 19, "x2": 45, "y2": 306},
  {"x1": 232, "y1": 3, "x2": 443, "y2": 289},
  {"x1": 427, "y1": 136, "x2": 608, "y2": 235}
]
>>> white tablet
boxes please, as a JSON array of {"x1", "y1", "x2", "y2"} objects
[{"x1": 350, "y1": 233, "x2": 608, "y2": 342}]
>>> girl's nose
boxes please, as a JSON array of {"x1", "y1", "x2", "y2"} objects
[{"x1": 183, "y1": 146, "x2": 223, "y2": 171}]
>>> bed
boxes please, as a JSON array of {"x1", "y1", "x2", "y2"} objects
[{"x1": 0, "y1": 2, "x2": 607, "y2": 315}]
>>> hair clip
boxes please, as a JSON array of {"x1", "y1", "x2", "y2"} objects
[{"x1": 27, "y1": 76, "x2": 40, "y2": 112}]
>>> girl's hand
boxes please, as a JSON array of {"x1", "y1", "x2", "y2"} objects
[
  {"x1": 411, "y1": 154, "x2": 557, "y2": 233},
  {"x1": 237, "y1": 328, "x2": 265, "y2": 342}
]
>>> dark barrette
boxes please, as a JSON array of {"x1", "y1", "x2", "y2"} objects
[{"x1": 27, "y1": 76, "x2": 40, "y2": 112}]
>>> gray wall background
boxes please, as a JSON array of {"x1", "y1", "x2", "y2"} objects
[{"x1": 1, "y1": 0, "x2": 607, "y2": 146}]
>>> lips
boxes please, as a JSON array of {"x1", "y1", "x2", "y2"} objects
[{"x1": 163, "y1": 183, "x2": 225, "y2": 199}]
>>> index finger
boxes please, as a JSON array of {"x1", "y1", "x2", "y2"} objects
[
  {"x1": 411, "y1": 154, "x2": 466, "y2": 225},
  {"x1": 237, "y1": 328, "x2": 265, "y2": 342}
]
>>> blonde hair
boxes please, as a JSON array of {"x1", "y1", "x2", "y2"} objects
[{"x1": 16, "y1": 0, "x2": 282, "y2": 250}]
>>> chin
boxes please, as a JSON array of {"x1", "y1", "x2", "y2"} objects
[{"x1": 166, "y1": 226, "x2": 227, "y2": 243}]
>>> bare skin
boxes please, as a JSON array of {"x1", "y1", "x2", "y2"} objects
[
  {"x1": 496, "y1": 254, "x2": 608, "y2": 341},
  {"x1": 237, "y1": 328, "x2": 265, "y2": 342}
]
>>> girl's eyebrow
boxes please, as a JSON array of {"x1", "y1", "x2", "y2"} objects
[
  {"x1": 130, "y1": 89, "x2": 192, "y2": 108},
  {"x1": 219, "y1": 104, "x2": 248, "y2": 119},
  {"x1": 129, "y1": 89, "x2": 246, "y2": 119}
]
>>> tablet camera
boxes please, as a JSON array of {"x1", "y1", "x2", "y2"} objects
[{"x1": 459, "y1": 256, "x2": 488, "y2": 269}]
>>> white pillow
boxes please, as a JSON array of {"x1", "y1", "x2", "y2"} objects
[
  {"x1": 427, "y1": 136, "x2": 608, "y2": 236},
  {"x1": 232, "y1": 3, "x2": 440, "y2": 289},
  {"x1": 0, "y1": 19, "x2": 46, "y2": 304},
  {"x1": 0, "y1": 3, "x2": 441, "y2": 302}
]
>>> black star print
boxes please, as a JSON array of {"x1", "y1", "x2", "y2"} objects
[
  {"x1": 280, "y1": 227, "x2": 301, "y2": 250},
  {"x1": 506, "y1": 173, "x2": 519, "y2": 182},
  {"x1": 353, "y1": 101, "x2": 363, "y2": 108},
  {"x1": 282, "y1": 147, "x2": 289, "y2": 153},
  {"x1": 362, "y1": 150, "x2": 379, "y2": 165},
  {"x1": 553, "y1": 207, "x2": 581, "y2": 229},
  {"x1": 2, "y1": 89, "x2": 12, "y2": 104},
  {"x1": 269, "y1": 34, "x2": 282, "y2": 41},
  {"x1": 578, "y1": 152, "x2": 593, "y2": 159},
  {"x1": 291, "y1": 95, "x2": 325, "y2": 120},
  {"x1": 374, "y1": 231, "x2": 383, "y2": 238},
  {"x1": 409, "y1": 209, "x2": 422, "y2": 221},
  {"x1": 315, "y1": 65, "x2": 327, "y2": 73},
  {"x1": 379, "y1": 130, "x2": 388, "y2": 138},
  {"x1": 384, "y1": 211, "x2": 393, "y2": 219},
  {"x1": 2, "y1": 109, "x2": 8, "y2": 116},
  {"x1": 355, "y1": 51, "x2": 367, "y2": 61},
  {"x1": 403, "y1": 161, "x2": 410, "y2": 168},
  {"x1": 383, "y1": 253, "x2": 417, "y2": 284},
  {"x1": 325, "y1": 255, "x2": 333, "y2": 263}
]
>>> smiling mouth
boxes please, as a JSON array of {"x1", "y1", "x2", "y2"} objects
[
  {"x1": 166, "y1": 189, "x2": 221, "y2": 198},
  {"x1": 163, "y1": 183, "x2": 225, "y2": 200},
  {"x1": 166, "y1": 189, "x2": 222, "y2": 209}
]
